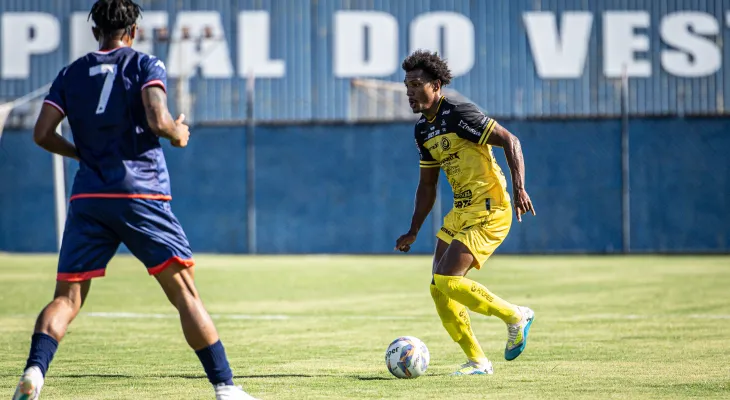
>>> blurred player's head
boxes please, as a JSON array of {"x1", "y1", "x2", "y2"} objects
[
  {"x1": 402, "y1": 50, "x2": 453, "y2": 114},
  {"x1": 88, "y1": 0, "x2": 142, "y2": 46}
]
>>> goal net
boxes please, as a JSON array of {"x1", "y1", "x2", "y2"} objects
[
  {"x1": 0, "y1": 84, "x2": 67, "y2": 251},
  {"x1": 348, "y1": 78, "x2": 484, "y2": 122},
  {"x1": 0, "y1": 83, "x2": 51, "y2": 135}
]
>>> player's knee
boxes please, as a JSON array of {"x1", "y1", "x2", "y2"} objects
[
  {"x1": 178, "y1": 286, "x2": 200, "y2": 304},
  {"x1": 166, "y1": 285, "x2": 199, "y2": 309},
  {"x1": 157, "y1": 264, "x2": 200, "y2": 305},
  {"x1": 433, "y1": 274, "x2": 461, "y2": 295},
  {"x1": 52, "y1": 295, "x2": 83, "y2": 315},
  {"x1": 52, "y1": 282, "x2": 87, "y2": 312},
  {"x1": 36, "y1": 295, "x2": 82, "y2": 340}
]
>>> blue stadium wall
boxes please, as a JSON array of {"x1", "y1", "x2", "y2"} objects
[
  {"x1": 3, "y1": 1, "x2": 730, "y2": 120},
  {"x1": 1, "y1": 118, "x2": 728, "y2": 254}
]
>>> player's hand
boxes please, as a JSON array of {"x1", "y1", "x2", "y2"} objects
[
  {"x1": 513, "y1": 188, "x2": 536, "y2": 222},
  {"x1": 171, "y1": 114, "x2": 190, "y2": 148},
  {"x1": 395, "y1": 231, "x2": 417, "y2": 252}
]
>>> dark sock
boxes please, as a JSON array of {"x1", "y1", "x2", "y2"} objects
[
  {"x1": 195, "y1": 340, "x2": 234, "y2": 386},
  {"x1": 24, "y1": 333, "x2": 59, "y2": 377}
]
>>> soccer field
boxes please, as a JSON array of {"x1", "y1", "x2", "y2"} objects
[{"x1": 1, "y1": 254, "x2": 728, "y2": 399}]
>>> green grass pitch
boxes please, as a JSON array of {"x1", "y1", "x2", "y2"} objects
[{"x1": 1, "y1": 253, "x2": 729, "y2": 399}]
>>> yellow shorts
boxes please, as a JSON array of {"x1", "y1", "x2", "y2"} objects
[{"x1": 435, "y1": 205, "x2": 512, "y2": 269}]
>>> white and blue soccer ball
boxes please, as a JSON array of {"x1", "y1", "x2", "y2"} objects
[{"x1": 385, "y1": 336, "x2": 430, "y2": 379}]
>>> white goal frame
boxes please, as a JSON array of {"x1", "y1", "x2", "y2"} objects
[{"x1": 0, "y1": 83, "x2": 67, "y2": 251}]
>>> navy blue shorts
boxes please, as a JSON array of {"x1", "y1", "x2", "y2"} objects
[{"x1": 57, "y1": 198, "x2": 194, "y2": 281}]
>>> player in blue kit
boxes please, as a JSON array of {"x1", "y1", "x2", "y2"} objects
[{"x1": 12, "y1": 1, "x2": 258, "y2": 399}]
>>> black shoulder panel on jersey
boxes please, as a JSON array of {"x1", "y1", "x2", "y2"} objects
[{"x1": 446, "y1": 99, "x2": 496, "y2": 145}]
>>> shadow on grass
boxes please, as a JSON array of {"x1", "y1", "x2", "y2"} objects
[{"x1": 3, "y1": 373, "x2": 393, "y2": 380}]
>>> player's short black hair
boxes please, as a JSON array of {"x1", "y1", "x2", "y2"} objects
[
  {"x1": 88, "y1": 0, "x2": 142, "y2": 35},
  {"x1": 401, "y1": 50, "x2": 453, "y2": 85}
]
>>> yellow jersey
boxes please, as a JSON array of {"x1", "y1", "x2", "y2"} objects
[{"x1": 414, "y1": 97, "x2": 510, "y2": 213}]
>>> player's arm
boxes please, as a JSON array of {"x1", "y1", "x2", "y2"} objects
[
  {"x1": 33, "y1": 103, "x2": 78, "y2": 161},
  {"x1": 395, "y1": 136, "x2": 440, "y2": 252},
  {"x1": 35, "y1": 68, "x2": 79, "y2": 160},
  {"x1": 410, "y1": 167, "x2": 440, "y2": 233},
  {"x1": 141, "y1": 86, "x2": 189, "y2": 147},
  {"x1": 452, "y1": 102, "x2": 535, "y2": 221},
  {"x1": 396, "y1": 167, "x2": 440, "y2": 252},
  {"x1": 485, "y1": 123, "x2": 536, "y2": 222},
  {"x1": 140, "y1": 56, "x2": 189, "y2": 147}
]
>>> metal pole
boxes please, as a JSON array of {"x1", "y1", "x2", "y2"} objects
[
  {"x1": 52, "y1": 124, "x2": 67, "y2": 251},
  {"x1": 246, "y1": 70, "x2": 257, "y2": 254},
  {"x1": 620, "y1": 65, "x2": 631, "y2": 253}
]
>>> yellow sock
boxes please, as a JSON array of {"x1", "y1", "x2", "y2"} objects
[
  {"x1": 430, "y1": 284, "x2": 487, "y2": 364},
  {"x1": 433, "y1": 274, "x2": 521, "y2": 324}
]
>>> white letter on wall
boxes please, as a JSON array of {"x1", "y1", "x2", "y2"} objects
[
  {"x1": 2, "y1": 13, "x2": 60, "y2": 79},
  {"x1": 661, "y1": 12, "x2": 721, "y2": 77},
  {"x1": 334, "y1": 11, "x2": 398, "y2": 77},
  {"x1": 410, "y1": 12, "x2": 475, "y2": 77},
  {"x1": 603, "y1": 11, "x2": 651, "y2": 78},
  {"x1": 238, "y1": 11, "x2": 285, "y2": 78},
  {"x1": 523, "y1": 12, "x2": 593, "y2": 78}
]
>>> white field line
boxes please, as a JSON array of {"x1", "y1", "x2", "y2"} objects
[
  {"x1": 85, "y1": 312, "x2": 417, "y2": 321},
  {"x1": 78, "y1": 312, "x2": 730, "y2": 321}
]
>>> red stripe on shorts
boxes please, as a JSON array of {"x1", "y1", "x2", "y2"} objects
[
  {"x1": 57, "y1": 269, "x2": 106, "y2": 282},
  {"x1": 147, "y1": 256, "x2": 195, "y2": 276}
]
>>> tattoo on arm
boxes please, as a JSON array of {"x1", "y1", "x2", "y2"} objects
[
  {"x1": 486, "y1": 123, "x2": 526, "y2": 191},
  {"x1": 142, "y1": 86, "x2": 177, "y2": 140}
]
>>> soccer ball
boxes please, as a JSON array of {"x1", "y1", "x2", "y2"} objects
[{"x1": 385, "y1": 336, "x2": 430, "y2": 379}]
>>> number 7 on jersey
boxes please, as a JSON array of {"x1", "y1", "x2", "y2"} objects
[{"x1": 89, "y1": 64, "x2": 118, "y2": 115}]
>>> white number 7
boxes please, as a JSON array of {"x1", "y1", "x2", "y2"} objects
[{"x1": 89, "y1": 64, "x2": 118, "y2": 114}]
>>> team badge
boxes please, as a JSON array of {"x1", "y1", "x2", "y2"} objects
[{"x1": 441, "y1": 137, "x2": 451, "y2": 151}]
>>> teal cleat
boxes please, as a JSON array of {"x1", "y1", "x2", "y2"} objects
[{"x1": 504, "y1": 306, "x2": 535, "y2": 361}]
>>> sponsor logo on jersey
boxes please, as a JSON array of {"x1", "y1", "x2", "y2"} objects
[
  {"x1": 426, "y1": 131, "x2": 440, "y2": 140},
  {"x1": 454, "y1": 199, "x2": 473, "y2": 209},
  {"x1": 154, "y1": 59, "x2": 166, "y2": 70},
  {"x1": 440, "y1": 152, "x2": 460, "y2": 164},
  {"x1": 458, "y1": 119, "x2": 481, "y2": 137}
]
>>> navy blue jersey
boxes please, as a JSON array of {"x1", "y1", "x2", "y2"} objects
[{"x1": 44, "y1": 46, "x2": 172, "y2": 200}]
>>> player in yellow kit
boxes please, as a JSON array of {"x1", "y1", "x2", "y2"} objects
[{"x1": 395, "y1": 50, "x2": 536, "y2": 375}]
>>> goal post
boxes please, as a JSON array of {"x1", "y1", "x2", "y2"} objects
[{"x1": 0, "y1": 83, "x2": 67, "y2": 251}]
